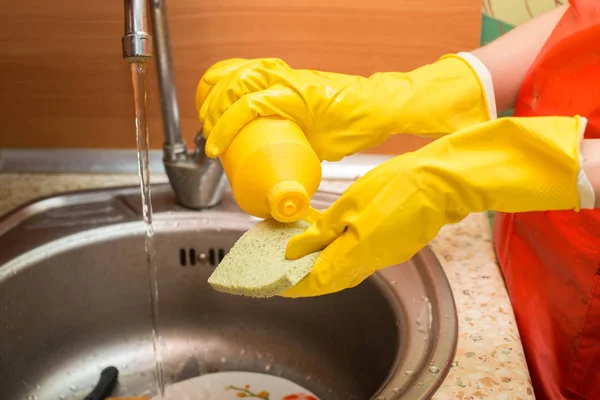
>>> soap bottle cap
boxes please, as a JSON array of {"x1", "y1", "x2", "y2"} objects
[{"x1": 267, "y1": 180, "x2": 312, "y2": 223}]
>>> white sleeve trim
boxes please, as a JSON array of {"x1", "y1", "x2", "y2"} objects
[
  {"x1": 456, "y1": 52, "x2": 498, "y2": 121},
  {"x1": 577, "y1": 117, "x2": 595, "y2": 209}
]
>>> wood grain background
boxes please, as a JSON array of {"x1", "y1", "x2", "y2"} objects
[{"x1": 0, "y1": 0, "x2": 481, "y2": 154}]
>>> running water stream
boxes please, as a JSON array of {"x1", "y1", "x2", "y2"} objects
[{"x1": 130, "y1": 61, "x2": 166, "y2": 398}]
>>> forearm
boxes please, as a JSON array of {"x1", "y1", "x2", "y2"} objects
[{"x1": 471, "y1": 4, "x2": 569, "y2": 113}]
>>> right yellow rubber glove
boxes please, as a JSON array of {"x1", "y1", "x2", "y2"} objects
[
  {"x1": 196, "y1": 55, "x2": 495, "y2": 161},
  {"x1": 280, "y1": 116, "x2": 593, "y2": 298}
]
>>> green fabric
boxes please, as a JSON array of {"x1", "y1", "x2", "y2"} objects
[{"x1": 481, "y1": 14, "x2": 515, "y2": 46}]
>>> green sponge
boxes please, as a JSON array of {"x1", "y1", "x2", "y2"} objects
[{"x1": 207, "y1": 219, "x2": 319, "y2": 298}]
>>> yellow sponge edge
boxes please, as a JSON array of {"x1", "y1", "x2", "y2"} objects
[{"x1": 207, "y1": 219, "x2": 319, "y2": 298}]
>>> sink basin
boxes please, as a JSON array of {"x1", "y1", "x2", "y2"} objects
[{"x1": 0, "y1": 184, "x2": 457, "y2": 400}]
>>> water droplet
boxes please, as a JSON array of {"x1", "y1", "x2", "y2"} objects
[
  {"x1": 392, "y1": 388, "x2": 401, "y2": 394},
  {"x1": 221, "y1": 357, "x2": 226, "y2": 363},
  {"x1": 429, "y1": 366, "x2": 440, "y2": 373},
  {"x1": 418, "y1": 382, "x2": 424, "y2": 387},
  {"x1": 35, "y1": 384, "x2": 41, "y2": 390},
  {"x1": 375, "y1": 396, "x2": 386, "y2": 400},
  {"x1": 240, "y1": 349, "x2": 246, "y2": 355},
  {"x1": 264, "y1": 364, "x2": 272, "y2": 371},
  {"x1": 59, "y1": 395, "x2": 67, "y2": 400},
  {"x1": 405, "y1": 370, "x2": 414, "y2": 376},
  {"x1": 390, "y1": 281, "x2": 397, "y2": 285},
  {"x1": 306, "y1": 375, "x2": 311, "y2": 381},
  {"x1": 69, "y1": 385, "x2": 78, "y2": 392}
]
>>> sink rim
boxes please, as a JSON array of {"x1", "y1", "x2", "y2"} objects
[{"x1": 0, "y1": 183, "x2": 458, "y2": 400}]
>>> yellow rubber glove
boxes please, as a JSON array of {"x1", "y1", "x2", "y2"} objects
[
  {"x1": 196, "y1": 55, "x2": 494, "y2": 162},
  {"x1": 196, "y1": 58, "x2": 250, "y2": 107},
  {"x1": 280, "y1": 116, "x2": 591, "y2": 297}
]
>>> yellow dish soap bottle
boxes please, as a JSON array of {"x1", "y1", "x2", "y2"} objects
[
  {"x1": 220, "y1": 116, "x2": 322, "y2": 223},
  {"x1": 196, "y1": 72, "x2": 322, "y2": 223}
]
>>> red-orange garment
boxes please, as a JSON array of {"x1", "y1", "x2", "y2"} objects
[{"x1": 494, "y1": 1, "x2": 600, "y2": 399}]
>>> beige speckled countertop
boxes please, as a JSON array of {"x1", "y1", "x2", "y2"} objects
[{"x1": 0, "y1": 172, "x2": 534, "y2": 399}]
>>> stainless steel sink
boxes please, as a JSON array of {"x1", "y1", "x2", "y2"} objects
[{"x1": 0, "y1": 184, "x2": 458, "y2": 400}]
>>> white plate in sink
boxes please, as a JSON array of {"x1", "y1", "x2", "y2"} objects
[{"x1": 151, "y1": 371, "x2": 319, "y2": 400}]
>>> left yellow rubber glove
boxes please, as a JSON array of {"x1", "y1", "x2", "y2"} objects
[
  {"x1": 281, "y1": 116, "x2": 593, "y2": 297},
  {"x1": 196, "y1": 55, "x2": 494, "y2": 162}
]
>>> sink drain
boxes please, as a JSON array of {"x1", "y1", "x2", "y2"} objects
[{"x1": 179, "y1": 247, "x2": 227, "y2": 267}]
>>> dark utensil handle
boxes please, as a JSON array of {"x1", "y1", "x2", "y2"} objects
[{"x1": 84, "y1": 366, "x2": 119, "y2": 400}]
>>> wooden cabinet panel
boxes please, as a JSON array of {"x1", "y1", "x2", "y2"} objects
[{"x1": 0, "y1": 0, "x2": 480, "y2": 154}]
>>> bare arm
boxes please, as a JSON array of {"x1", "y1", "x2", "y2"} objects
[{"x1": 471, "y1": 5, "x2": 569, "y2": 113}]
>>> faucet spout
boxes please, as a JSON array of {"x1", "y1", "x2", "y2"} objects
[{"x1": 122, "y1": 0, "x2": 152, "y2": 62}]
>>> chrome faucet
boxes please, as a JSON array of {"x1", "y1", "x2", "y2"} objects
[{"x1": 122, "y1": 0, "x2": 226, "y2": 209}]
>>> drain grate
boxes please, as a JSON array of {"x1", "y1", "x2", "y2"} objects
[{"x1": 179, "y1": 248, "x2": 227, "y2": 267}]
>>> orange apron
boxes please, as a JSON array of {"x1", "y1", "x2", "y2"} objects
[{"x1": 494, "y1": 1, "x2": 600, "y2": 399}]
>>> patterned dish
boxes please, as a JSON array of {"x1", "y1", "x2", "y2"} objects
[{"x1": 151, "y1": 371, "x2": 319, "y2": 400}]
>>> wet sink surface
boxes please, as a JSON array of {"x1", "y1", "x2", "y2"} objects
[{"x1": 0, "y1": 184, "x2": 457, "y2": 400}]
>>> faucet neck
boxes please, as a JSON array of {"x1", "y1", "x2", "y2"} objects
[
  {"x1": 149, "y1": 0, "x2": 184, "y2": 148},
  {"x1": 122, "y1": 0, "x2": 226, "y2": 209}
]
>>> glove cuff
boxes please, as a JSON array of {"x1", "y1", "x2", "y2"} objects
[
  {"x1": 455, "y1": 52, "x2": 497, "y2": 120},
  {"x1": 444, "y1": 57, "x2": 594, "y2": 210},
  {"x1": 390, "y1": 53, "x2": 496, "y2": 138},
  {"x1": 576, "y1": 117, "x2": 596, "y2": 209},
  {"x1": 431, "y1": 116, "x2": 587, "y2": 215}
]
